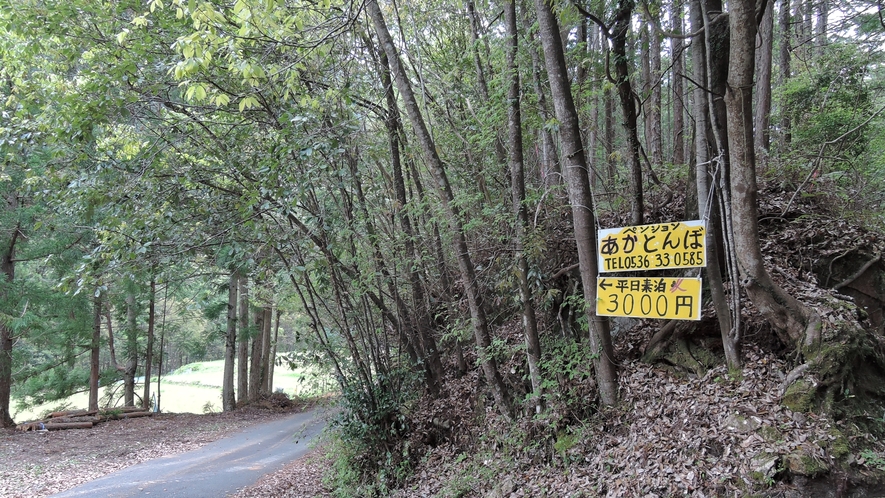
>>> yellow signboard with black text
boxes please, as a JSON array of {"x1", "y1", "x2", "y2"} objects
[
  {"x1": 597, "y1": 277, "x2": 702, "y2": 320},
  {"x1": 597, "y1": 220, "x2": 706, "y2": 272}
]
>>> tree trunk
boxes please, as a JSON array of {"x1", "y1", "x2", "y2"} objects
[
  {"x1": 374, "y1": 47, "x2": 435, "y2": 383},
  {"x1": 672, "y1": 0, "x2": 686, "y2": 167},
  {"x1": 237, "y1": 275, "x2": 249, "y2": 403},
  {"x1": 249, "y1": 305, "x2": 264, "y2": 400},
  {"x1": 754, "y1": 0, "x2": 774, "y2": 166},
  {"x1": 268, "y1": 309, "x2": 280, "y2": 394},
  {"x1": 535, "y1": 0, "x2": 618, "y2": 406},
  {"x1": 612, "y1": 0, "x2": 645, "y2": 226},
  {"x1": 815, "y1": 0, "x2": 827, "y2": 57},
  {"x1": 367, "y1": 0, "x2": 512, "y2": 418},
  {"x1": 259, "y1": 306, "x2": 272, "y2": 396},
  {"x1": 725, "y1": 0, "x2": 821, "y2": 348},
  {"x1": 222, "y1": 271, "x2": 238, "y2": 411},
  {"x1": 123, "y1": 291, "x2": 138, "y2": 407},
  {"x1": 142, "y1": 275, "x2": 156, "y2": 410},
  {"x1": 691, "y1": 0, "x2": 740, "y2": 370},
  {"x1": 643, "y1": 22, "x2": 663, "y2": 170},
  {"x1": 0, "y1": 216, "x2": 18, "y2": 427},
  {"x1": 89, "y1": 296, "x2": 101, "y2": 412},
  {"x1": 779, "y1": 0, "x2": 792, "y2": 149},
  {"x1": 605, "y1": 82, "x2": 616, "y2": 182},
  {"x1": 528, "y1": 28, "x2": 562, "y2": 187},
  {"x1": 506, "y1": 0, "x2": 543, "y2": 414}
]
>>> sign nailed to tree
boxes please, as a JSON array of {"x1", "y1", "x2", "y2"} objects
[
  {"x1": 597, "y1": 220, "x2": 706, "y2": 272},
  {"x1": 597, "y1": 277, "x2": 702, "y2": 320}
]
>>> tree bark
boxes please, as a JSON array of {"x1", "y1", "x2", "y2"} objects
[
  {"x1": 534, "y1": 0, "x2": 618, "y2": 405},
  {"x1": 249, "y1": 305, "x2": 264, "y2": 400},
  {"x1": 672, "y1": 0, "x2": 686, "y2": 167},
  {"x1": 367, "y1": 0, "x2": 512, "y2": 418},
  {"x1": 647, "y1": 22, "x2": 663, "y2": 170},
  {"x1": 814, "y1": 0, "x2": 827, "y2": 57},
  {"x1": 89, "y1": 296, "x2": 101, "y2": 412},
  {"x1": 222, "y1": 271, "x2": 238, "y2": 411},
  {"x1": 506, "y1": 0, "x2": 543, "y2": 414},
  {"x1": 779, "y1": 0, "x2": 792, "y2": 149},
  {"x1": 725, "y1": 0, "x2": 821, "y2": 348},
  {"x1": 0, "y1": 216, "x2": 18, "y2": 427},
  {"x1": 142, "y1": 275, "x2": 156, "y2": 410},
  {"x1": 754, "y1": 0, "x2": 774, "y2": 165},
  {"x1": 259, "y1": 306, "x2": 272, "y2": 396},
  {"x1": 237, "y1": 275, "x2": 249, "y2": 403},
  {"x1": 528, "y1": 28, "x2": 562, "y2": 186},
  {"x1": 691, "y1": 0, "x2": 740, "y2": 370},
  {"x1": 123, "y1": 291, "x2": 138, "y2": 407},
  {"x1": 376, "y1": 47, "x2": 433, "y2": 380},
  {"x1": 268, "y1": 308, "x2": 280, "y2": 394},
  {"x1": 611, "y1": 0, "x2": 645, "y2": 225}
]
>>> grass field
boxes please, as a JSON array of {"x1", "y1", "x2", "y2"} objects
[{"x1": 12, "y1": 359, "x2": 333, "y2": 422}]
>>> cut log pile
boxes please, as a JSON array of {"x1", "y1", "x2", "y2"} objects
[{"x1": 16, "y1": 406, "x2": 154, "y2": 432}]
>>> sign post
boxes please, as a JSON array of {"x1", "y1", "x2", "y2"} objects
[
  {"x1": 596, "y1": 277, "x2": 702, "y2": 320},
  {"x1": 597, "y1": 220, "x2": 706, "y2": 272},
  {"x1": 596, "y1": 220, "x2": 707, "y2": 321}
]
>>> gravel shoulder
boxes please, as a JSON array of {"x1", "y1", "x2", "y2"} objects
[{"x1": 0, "y1": 405, "x2": 329, "y2": 498}]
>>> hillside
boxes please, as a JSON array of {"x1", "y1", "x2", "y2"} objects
[{"x1": 313, "y1": 184, "x2": 885, "y2": 497}]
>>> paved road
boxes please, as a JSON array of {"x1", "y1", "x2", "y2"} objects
[{"x1": 50, "y1": 408, "x2": 329, "y2": 498}]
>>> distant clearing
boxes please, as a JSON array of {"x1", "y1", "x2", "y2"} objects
[{"x1": 13, "y1": 358, "x2": 333, "y2": 422}]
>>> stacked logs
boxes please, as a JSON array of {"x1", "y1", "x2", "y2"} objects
[{"x1": 17, "y1": 406, "x2": 154, "y2": 432}]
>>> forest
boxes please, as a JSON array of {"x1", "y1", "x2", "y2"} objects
[{"x1": 2, "y1": 0, "x2": 885, "y2": 495}]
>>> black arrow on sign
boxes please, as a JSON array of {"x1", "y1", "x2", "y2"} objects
[{"x1": 599, "y1": 279, "x2": 612, "y2": 290}]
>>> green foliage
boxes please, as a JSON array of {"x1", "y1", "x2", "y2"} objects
[
  {"x1": 538, "y1": 336, "x2": 599, "y2": 424},
  {"x1": 781, "y1": 44, "x2": 873, "y2": 160},
  {"x1": 859, "y1": 449, "x2": 885, "y2": 471},
  {"x1": 327, "y1": 368, "x2": 421, "y2": 496}
]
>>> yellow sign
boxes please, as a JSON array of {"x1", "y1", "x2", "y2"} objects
[
  {"x1": 596, "y1": 277, "x2": 702, "y2": 320},
  {"x1": 597, "y1": 220, "x2": 706, "y2": 272}
]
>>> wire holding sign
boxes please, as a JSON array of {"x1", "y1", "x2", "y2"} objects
[
  {"x1": 597, "y1": 220, "x2": 706, "y2": 272},
  {"x1": 596, "y1": 277, "x2": 702, "y2": 320}
]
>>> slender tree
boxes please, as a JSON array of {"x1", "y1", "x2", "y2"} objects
[
  {"x1": 222, "y1": 271, "x2": 238, "y2": 411},
  {"x1": 534, "y1": 0, "x2": 618, "y2": 405},
  {"x1": 506, "y1": 0, "x2": 542, "y2": 413},
  {"x1": 725, "y1": 0, "x2": 822, "y2": 348},
  {"x1": 367, "y1": 0, "x2": 513, "y2": 417}
]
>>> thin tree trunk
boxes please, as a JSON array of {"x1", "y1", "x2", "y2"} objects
[
  {"x1": 260, "y1": 307, "x2": 272, "y2": 396},
  {"x1": 755, "y1": 0, "x2": 774, "y2": 165},
  {"x1": 673, "y1": 0, "x2": 686, "y2": 167},
  {"x1": 381, "y1": 97, "x2": 437, "y2": 379},
  {"x1": 726, "y1": 0, "x2": 822, "y2": 348},
  {"x1": 650, "y1": 21, "x2": 663, "y2": 169},
  {"x1": 506, "y1": 0, "x2": 543, "y2": 414},
  {"x1": 237, "y1": 275, "x2": 249, "y2": 403},
  {"x1": 691, "y1": 0, "x2": 740, "y2": 370},
  {"x1": 612, "y1": 0, "x2": 645, "y2": 225},
  {"x1": 249, "y1": 305, "x2": 264, "y2": 400},
  {"x1": 815, "y1": 0, "x2": 827, "y2": 57},
  {"x1": 779, "y1": 0, "x2": 792, "y2": 149},
  {"x1": 535, "y1": 0, "x2": 618, "y2": 405},
  {"x1": 123, "y1": 291, "x2": 138, "y2": 407},
  {"x1": 268, "y1": 308, "x2": 280, "y2": 394},
  {"x1": 367, "y1": 0, "x2": 512, "y2": 418},
  {"x1": 605, "y1": 83, "x2": 616, "y2": 181},
  {"x1": 0, "y1": 218, "x2": 17, "y2": 427},
  {"x1": 528, "y1": 25, "x2": 561, "y2": 186},
  {"x1": 89, "y1": 296, "x2": 101, "y2": 413},
  {"x1": 222, "y1": 271, "x2": 238, "y2": 411},
  {"x1": 142, "y1": 275, "x2": 156, "y2": 410}
]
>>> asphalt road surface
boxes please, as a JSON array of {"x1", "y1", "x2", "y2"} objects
[{"x1": 50, "y1": 408, "x2": 329, "y2": 498}]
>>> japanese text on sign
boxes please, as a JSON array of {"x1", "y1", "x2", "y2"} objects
[
  {"x1": 597, "y1": 277, "x2": 702, "y2": 320},
  {"x1": 597, "y1": 220, "x2": 706, "y2": 272}
]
